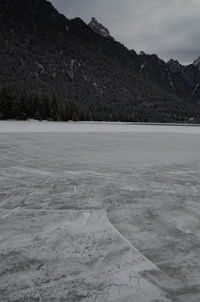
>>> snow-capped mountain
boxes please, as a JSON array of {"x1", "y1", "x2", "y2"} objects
[{"x1": 88, "y1": 17, "x2": 114, "y2": 40}]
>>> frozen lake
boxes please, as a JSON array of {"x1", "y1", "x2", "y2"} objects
[{"x1": 0, "y1": 121, "x2": 200, "y2": 301}]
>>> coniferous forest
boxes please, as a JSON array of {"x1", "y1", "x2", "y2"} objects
[{"x1": 0, "y1": 87, "x2": 199, "y2": 123}]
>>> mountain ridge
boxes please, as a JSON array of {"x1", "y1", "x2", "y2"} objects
[{"x1": 0, "y1": 0, "x2": 199, "y2": 122}]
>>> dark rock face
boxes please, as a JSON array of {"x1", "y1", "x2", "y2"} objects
[
  {"x1": 167, "y1": 59, "x2": 182, "y2": 74},
  {"x1": 193, "y1": 57, "x2": 200, "y2": 70},
  {"x1": 88, "y1": 17, "x2": 114, "y2": 40},
  {"x1": 0, "y1": 0, "x2": 199, "y2": 122},
  {"x1": 136, "y1": 53, "x2": 200, "y2": 105}
]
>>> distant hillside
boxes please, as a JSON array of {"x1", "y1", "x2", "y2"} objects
[{"x1": 0, "y1": 0, "x2": 199, "y2": 122}]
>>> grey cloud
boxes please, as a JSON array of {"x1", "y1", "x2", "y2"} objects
[{"x1": 50, "y1": 0, "x2": 200, "y2": 64}]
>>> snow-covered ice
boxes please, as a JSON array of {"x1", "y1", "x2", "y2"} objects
[
  {"x1": 0, "y1": 121, "x2": 200, "y2": 301},
  {"x1": 0, "y1": 120, "x2": 200, "y2": 134}
]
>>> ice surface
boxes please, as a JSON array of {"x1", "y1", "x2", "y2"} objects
[
  {"x1": 0, "y1": 209, "x2": 170, "y2": 301},
  {"x1": 0, "y1": 122, "x2": 200, "y2": 301}
]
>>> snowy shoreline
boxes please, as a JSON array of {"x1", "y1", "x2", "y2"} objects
[{"x1": 0, "y1": 120, "x2": 200, "y2": 134}]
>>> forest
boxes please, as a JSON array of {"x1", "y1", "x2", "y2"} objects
[{"x1": 1, "y1": 87, "x2": 199, "y2": 123}]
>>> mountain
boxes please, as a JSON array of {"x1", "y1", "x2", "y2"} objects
[
  {"x1": 193, "y1": 57, "x2": 200, "y2": 70},
  {"x1": 0, "y1": 0, "x2": 199, "y2": 122},
  {"x1": 137, "y1": 53, "x2": 200, "y2": 105},
  {"x1": 88, "y1": 17, "x2": 114, "y2": 40}
]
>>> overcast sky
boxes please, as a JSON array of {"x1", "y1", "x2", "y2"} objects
[{"x1": 50, "y1": 0, "x2": 200, "y2": 64}]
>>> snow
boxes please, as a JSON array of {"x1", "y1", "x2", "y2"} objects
[
  {"x1": 0, "y1": 122, "x2": 200, "y2": 301},
  {"x1": 140, "y1": 64, "x2": 145, "y2": 71},
  {"x1": 0, "y1": 120, "x2": 200, "y2": 134}
]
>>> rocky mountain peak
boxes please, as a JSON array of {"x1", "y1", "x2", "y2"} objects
[
  {"x1": 193, "y1": 57, "x2": 200, "y2": 70},
  {"x1": 139, "y1": 51, "x2": 146, "y2": 56},
  {"x1": 88, "y1": 17, "x2": 114, "y2": 40},
  {"x1": 167, "y1": 59, "x2": 182, "y2": 73}
]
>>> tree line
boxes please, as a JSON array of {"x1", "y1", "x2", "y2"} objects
[{"x1": 0, "y1": 87, "x2": 199, "y2": 123}]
